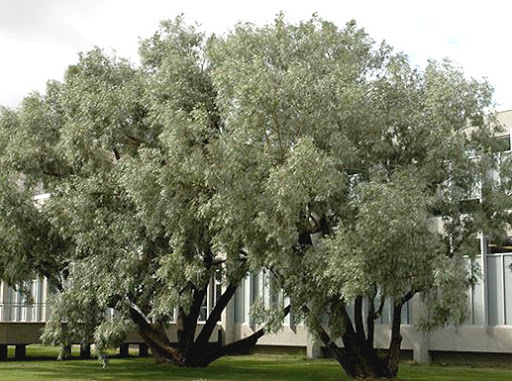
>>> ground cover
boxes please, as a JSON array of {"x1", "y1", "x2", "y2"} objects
[{"x1": 1, "y1": 348, "x2": 512, "y2": 380}]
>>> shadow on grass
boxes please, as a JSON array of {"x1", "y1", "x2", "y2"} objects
[
  {"x1": 4, "y1": 352, "x2": 512, "y2": 381},
  {"x1": 0, "y1": 355, "x2": 345, "y2": 381}
]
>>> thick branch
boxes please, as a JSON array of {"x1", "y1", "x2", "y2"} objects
[
  {"x1": 200, "y1": 326, "x2": 265, "y2": 366},
  {"x1": 375, "y1": 294, "x2": 386, "y2": 319},
  {"x1": 112, "y1": 146, "x2": 121, "y2": 161},
  {"x1": 194, "y1": 282, "x2": 238, "y2": 348},
  {"x1": 337, "y1": 300, "x2": 385, "y2": 376},
  {"x1": 212, "y1": 257, "x2": 226, "y2": 266},
  {"x1": 386, "y1": 302, "x2": 403, "y2": 376},
  {"x1": 354, "y1": 296, "x2": 366, "y2": 341},
  {"x1": 319, "y1": 214, "x2": 331, "y2": 236},
  {"x1": 125, "y1": 135, "x2": 146, "y2": 147},
  {"x1": 301, "y1": 305, "x2": 355, "y2": 375},
  {"x1": 367, "y1": 290, "x2": 377, "y2": 346},
  {"x1": 198, "y1": 304, "x2": 291, "y2": 366},
  {"x1": 129, "y1": 302, "x2": 151, "y2": 325},
  {"x1": 129, "y1": 307, "x2": 176, "y2": 362},
  {"x1": 193, "y1": 251, "x2": 248, "y2": 349},
  {"x1": 43, "y1": 170, "x2": 63, "y2": 178},
  {"x1": 176, "y1": 286, "x2": 207, "y2": 355},
  {"x1": 400, "y1": 290, "x2": 416, "y2": 305}
]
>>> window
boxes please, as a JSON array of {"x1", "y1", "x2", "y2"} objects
[
  {"x1": 485, "y1": 238, "x2": 512, "y2": 325},
  {"x1": 199, "y1": 270, "x2": 224, "y2": 322},
  {"x1": 493, "y1": 134, "x2": 511, "y2": 153}
]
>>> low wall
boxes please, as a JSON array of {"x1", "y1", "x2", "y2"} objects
[{"x1": 0, "y1": 322, "x2": 221, "y2": 345}]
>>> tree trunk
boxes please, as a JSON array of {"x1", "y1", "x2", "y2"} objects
[
  {"x1": 385, "y1": 292, "x2": 414, "y2": 378},
  {"x1": 130, "y1": 281, "x2": 291, "y2": 367},
  {"x1": 130, "y1": 307, "x2": 179, "y2": 364},
  {"x1": 193, "y1": 283, "x2": 238, "y2": 348},
  {"x1": 176, "y1": 286, "x2": 208, "y2": 361},
  {"x1": 306, "y1": 299, "x2": 407, "y2": 380},
  {"x1": 385, "y1": 302, "x2": 403, "y2": 378}
]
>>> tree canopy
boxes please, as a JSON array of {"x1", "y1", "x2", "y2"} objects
[
  {"x1": 208, "y1": 15, "x2": 510, "y2": 378},
  {"x1": 1, "y1": 14, "x2": 510, "y2": 379},
  {"x1": 0, "y1": 17, "x2": 267, "y2": 367}
]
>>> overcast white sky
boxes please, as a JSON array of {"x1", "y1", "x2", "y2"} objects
[{"x1": 1, "y1": 0, "x2": 511, "y2": 110}]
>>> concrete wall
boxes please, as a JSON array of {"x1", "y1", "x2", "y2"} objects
[
  {"x1": 0, "y1": 323, "x2": 45, "y2": 345},
  {"x1": 125, "y1": 322, "x2": 222, "y2": 345}
]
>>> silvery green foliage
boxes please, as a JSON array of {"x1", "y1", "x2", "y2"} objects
[
  {"x1": 209, "y1": 14, "x2": 509, "y2": 338},
  {"x1": 94, "y1": 317, "x2": 135, "y2": 352},
  {"x1": 0, "y1": 17, "x2": 242, "y2": 352},
  {"x1": 1, "y1": 14, "x2": 510, "y2": 365},
  {"x1": 251, "y1": 298, "x2": 288, "y2": 334}
]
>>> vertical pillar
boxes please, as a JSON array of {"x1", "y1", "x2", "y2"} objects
[
  {"x1": 217, "y1": 328, "x2": 223, "y2": 348},
  {"x1": 206, "y1": 281, "x2": 212, "y2": 321},
  {"x1": 34, "y1": 279, "x2": 41, "y2": 322},
  {"x1": 262, "y1": 271, "x2": 270, "y2": 308},
  {"x1": 306, "y1": 332, "x2": 322, "y2": 359},
  {"x1": 411, "y1": 295, "x2": 431, "y2": 364},
  {"x1": 138, "y1": 343, "x2": 148, "y2": 357},
  {"x1": 221, "y1": 283, "x2": 235, "y2": 346},
  {"x1": 119, "y1": 343, "x2": 129, "y2": 358},
  {"x1": 14, "y1": 289, "x2": 20, "y2": 322},
  {"x1": 15, "y1": 344, "x2": 26, "y2": 360},
  {"x1": 0, "y1": 281, "x2": 5, "y2": 322},
  {"x1": 0, "y1": 345, "x2": 8, "y2": 360},
  {"x1": 283, "y1": 296, "x2": 290, "y2": 326},
  {"x1": 480, "y1": 234, "x2": 489, "y2": 326},
  {"x1": 80, "y1": 343, "x2": 91, "y2": 359},
  {"x1": 243, "y1": 275, "x2": 252, "y2": 326},
  {"x1": 41, "y1": 278, "x2": 49, "y2": 322}
]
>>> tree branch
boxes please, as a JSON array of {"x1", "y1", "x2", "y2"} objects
[
  {"x1": 112, "y1": 146, "x2": 121, "y2": 161},
  {"x1": 176, "y1": 286, "x2": 207, "y2": 355},
  {"x1": 367, "y1": 289, "x2": 377, "y2": 345},
  {"x1": 129, "y1": 302, "x2": 151, "y2": 325},
  {"x1": 198, "y1": 304, "x2": 291, "y2": 366},
  {"x1": 400, "y1": 290, "x2": 416, "y2": 306},
  {"x1": 386, "y1": 302, "x2": 403, "y2": 375},
  {"x1": 212, "y1": 257, "x2": 226, "y2": 266},
  {"x1": 375, "y1": 294, "x2": 386, "y2": 319},
  {"x1": 194, "y1": 282, "x2": 238, "y2": 348},
  {"x1": 354, "y1": 296, "x2": 366, "y2": 340},
  {"x1": 301, "y1": 305, "x2": 355, "y2": 375}
]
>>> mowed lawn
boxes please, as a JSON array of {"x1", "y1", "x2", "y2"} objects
[{"x1": 2, "y1": 348, "x2": 512, "y2": 381}]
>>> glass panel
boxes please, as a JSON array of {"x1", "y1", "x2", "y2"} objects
[
  {"x1": 472, "y1": 258, "x2": 484, "y2": 325},
  {"x1": 234, "y1": 280, "x2": 244, "y2": 324},
  {"x1": 487, "y1": 238, "x2": 512, "y2": 254},
  {"x1": 284, "y1": 296, "x2": 290, "y2": 325},
  {"x1": 487, "y1": 256, "x2": 504, "y2": 325},
  {"x1": 462, "y1": 258, "x2": 473, "y2": 324},
  {"x1": 199, "y1": 293, "x2": 207, "y2": 322},
  {"x1": 15, "y1": 289, "x2": 21, "y2": 322},
  {"x1": 494, "y1": 135, "x2": 511, "y2": 153},
  {"x1": 251, "y1": 272, "x2": 259, "y2": 302},
  {"x1": 401, "y1": 300, "x2": 410, "y2": 324},
  {"x1": 38, "y1": 279, "x2": 44, "y2": 321},
  {"x1": 215, "y1": 270, "x2": 222, "y2": 304},
  {"x1": 243, "y1": 275, "x2": 251, "y2": 324},
  {"x1": 7, "y1": 287, "x2": 15, "y2": 322},
  {"x1": 269, "y1": 276, "x2": 280, "y2": 307},
  {"x1": 345, "y1": 300, "x2": 355, "y2": 324},
  {"x1": 504, "y1": 255, "x2": 512, "y2": 324},
  {"x1": 380, "y1": 298, "x2": 391, "y2": 324}
]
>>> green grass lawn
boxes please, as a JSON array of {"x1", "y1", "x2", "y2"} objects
[{"x1": 1, "y1": 346, "x2": 512, "y2": 381}]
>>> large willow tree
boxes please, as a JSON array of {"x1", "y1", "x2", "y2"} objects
[
  {"x1": 0, "y1": 19, "x2": 281, "y2": 367},
  {"x1": 1, "y1": 14, "x2": 511, "y2": 379},
  {"x1": 208, "y1": 15, "x2": 512, "y2": 379}
]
